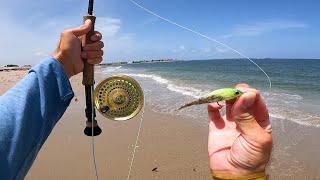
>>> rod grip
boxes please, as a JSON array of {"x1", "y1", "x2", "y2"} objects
[{"x1": 82, "y1": 15, "x2": 96, "y2": 85}]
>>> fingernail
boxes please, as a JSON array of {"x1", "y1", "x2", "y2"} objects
[{"x1": 85, "y1": 19, "x2": 92, "y2": 24}]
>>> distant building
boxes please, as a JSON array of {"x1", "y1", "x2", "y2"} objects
[
  {"x1": 0, "y1": 64, "x2": 31, "y2": 71},
  {"x1": 4, "y1": 64, "x2": 19, "y2": 68}
]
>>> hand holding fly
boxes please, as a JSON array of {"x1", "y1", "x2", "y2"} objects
[{"x1": 208, "y1": 84, "x2": 272, "y2": 179}]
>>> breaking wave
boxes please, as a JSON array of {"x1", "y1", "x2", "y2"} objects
[
  {"x1": 101, "y1": 66, "x2": 122, "y2": 73},
  {"x1": 125, "y1": 73, "x2": 208, "y2": 98}
]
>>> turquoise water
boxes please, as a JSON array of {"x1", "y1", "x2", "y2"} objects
[{"x1": 101, "y1": 59, "x2": 320, "y2": 127}]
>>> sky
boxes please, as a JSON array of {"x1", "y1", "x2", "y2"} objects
[{"x1": 0, "y1": 0, "x2": 319, "y2": 65}]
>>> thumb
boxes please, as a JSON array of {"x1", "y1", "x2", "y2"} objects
[
  {"x1": 69, "y1": 19, "x2": 92, "y2": 37},
  {"x1": 232, "y1": 91, "x2": 265, "y2": 136}
]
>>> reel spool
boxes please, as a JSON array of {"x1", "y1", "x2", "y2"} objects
[{"x1": 94, "y1": 75, "x2": 144, "y2": 121}]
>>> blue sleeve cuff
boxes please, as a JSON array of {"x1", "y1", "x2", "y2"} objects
[{"x1": 29, "y1": 57, "x2": 74, "y2": 104}]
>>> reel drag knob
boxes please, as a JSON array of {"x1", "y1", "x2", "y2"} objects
[{"x1": 94, "y1": 75, "x2": 144, "y2": 121}]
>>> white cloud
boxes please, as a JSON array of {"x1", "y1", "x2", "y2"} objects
[
  {"x1": 96, "y1": 17, "x2": 122, "y2": 37},
  {"x1": 106, "y1": 33, "x2": 135, "y2": 54},
  {"x1": 34, "y1": 51, "x2": 50, "y2": 57},
  {"x1": 179, "y1": 45, "x2": 186, "y2": 50},
  {"x1": 172, "y1": 45, "x2": 186, "y2": 53},
  {"x1": 199, "y1": 46, "x2": 229, "y2": 54},
  {"x1": 221, "y1": 20, "x2": 308, "y2": 38},
  {"x1": 0, "y1": 14, "x2": 131, "y2": 65}
]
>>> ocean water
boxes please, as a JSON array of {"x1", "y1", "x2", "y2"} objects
[
  {"x1": 99, "y1": 59, "x2": 320, "y2": 127},
  {"x1": 98, "y1": 59, "x2": 320, "y2": 179}
]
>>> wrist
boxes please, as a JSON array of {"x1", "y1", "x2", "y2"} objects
[
  {"x1": 52, "y1": 52, "x2": 73, "y2": 78},
  {"x1": 52, "y1": 53, "x2": 72, "y2": 78}
]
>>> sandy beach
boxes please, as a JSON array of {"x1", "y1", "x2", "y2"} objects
[{"x1": 1, "y1": 69, "x2": 319, "y2": 180}]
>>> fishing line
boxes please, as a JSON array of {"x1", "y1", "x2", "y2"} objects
[
  {"x1": 126, "y1": 97, "x2": 146, "y2": 180},
  {"x1": 124, "y1": 1, "x2": 273, "y2": 178},
  {"x1": 91, "y1": 86, "x2": 99, "y2": 180},
  {"x1": 128, "y1": 0, "x2": 272, "y2": 89},
  {"x1": 91, "y1": 128, "x2": 99, "y2": 180},
  {"x1": 92, "y1": 1, "x2": 273, "y2": 179}
]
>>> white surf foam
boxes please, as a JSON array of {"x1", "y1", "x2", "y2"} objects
[
  {"x1": 269, "y1": 113, "x2": 286, "y2": 120},
  {"x1": 127, "y1": 73, "x2": 169, "y2": 84},
  {"x1": 103, "y1": 70, "x2": 319, "y2": 128},
  {"x1": 268, "y1": 92, "x2": 303, "y2": 101},
  {"x1": 101, "y1": 66, "x2": 122, "y2": 73},
  {"x1": 270, "y1": 113, "x2": 320, "y2": 127},
  {"x1": 125, "y1": 73, "x2": 207, "y2": 98}
]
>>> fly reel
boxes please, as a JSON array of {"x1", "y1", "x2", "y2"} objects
[{"x1": 94, "y1": 75, "x2": 144, "y2": 121}]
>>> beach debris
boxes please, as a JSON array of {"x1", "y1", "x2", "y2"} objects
[
  {"x1": 178, "y1": 88, "x2": 243, "y2": 110},
  {"x1": 152, "y1": 167, "x2": 158, "y2": 172},
  {"x1": 74, "y1": 98, "x2": 78, "y2": 102},
  {"x1": 193, "y1": 168, "x2": 197, "y2": 172}
]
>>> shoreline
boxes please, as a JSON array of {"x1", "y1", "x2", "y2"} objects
[{"x1": 0, "y1": 70, "x2": 319, "y2": 179}]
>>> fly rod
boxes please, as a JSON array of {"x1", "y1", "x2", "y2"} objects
[{"x1": 83, "y1": 0, "x2": 102, "y2": 136}]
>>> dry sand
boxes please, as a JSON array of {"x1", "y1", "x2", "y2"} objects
[
  {"x1": 1, "y1": 70, "x2": 319, "y2": 180},
  {"x1": 0, "y1": 70, "x2": 27, "y2": 93}
]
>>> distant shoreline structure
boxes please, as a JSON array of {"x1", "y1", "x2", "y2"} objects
[
  {"x1": 98, "y1": 59, "x2": 179, "y2": 66},
  {"x1": 0, "y1": 65, "x2": 31, "y2": 72},
  {"x1": 98, "y1": 58, "x2": 320, "y2": 66}
]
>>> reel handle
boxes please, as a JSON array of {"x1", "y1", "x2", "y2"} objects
[{"x1": 82, "y1": 15, "x2": 96, "y2": 85}]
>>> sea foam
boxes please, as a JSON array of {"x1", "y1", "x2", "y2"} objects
[
  {"x1": 100, "y1": 66, "x2": 122, "y2": 73},
  {"x1": 101, "y1": 68, "x2": 319, "y2": 128},
  {"x1": 125, "y1": 73, "x2": 208, "y2": 98}
]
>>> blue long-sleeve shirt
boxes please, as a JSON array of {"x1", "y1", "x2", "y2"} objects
[{"x1": 0, "y1": 58, "x2": 74, "y2": 180}]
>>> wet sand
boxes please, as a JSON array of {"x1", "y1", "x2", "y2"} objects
[
  {"x1": 1, "y1": 70, "x2": 319, "y2": 180},
  {"x1": 5, "y1": 73, "x2": 211, "y2": 180}
]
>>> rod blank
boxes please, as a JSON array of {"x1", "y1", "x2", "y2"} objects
[{"x1": 88, "y1": 0, "x2": 94, "y2": 15}]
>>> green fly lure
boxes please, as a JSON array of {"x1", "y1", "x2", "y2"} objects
[{"x1": 178, "y1": 88, "x2": 243, "y2": 110}]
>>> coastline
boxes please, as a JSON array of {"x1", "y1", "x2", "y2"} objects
[{"x1": 0, "y1": 70, "x2": 319, "y2": 179}]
